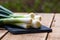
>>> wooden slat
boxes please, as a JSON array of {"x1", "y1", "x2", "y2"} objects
[
  {"x1": 1, "y1": 13, "x2": 54, "y2": 40},
  {"x1": 0, "y1": 30, "x2": 8, "y2": 39},
  {"x1": 47, "y1": 14, "x2": 60, "y2": 40}
]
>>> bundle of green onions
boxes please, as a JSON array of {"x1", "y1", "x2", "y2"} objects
[
  {"x1": 0, "y1": 13, "x2": 42, "y2": 28},
  {"x1": 0, "y1": 5, "x2": 42, "y2": 29}
]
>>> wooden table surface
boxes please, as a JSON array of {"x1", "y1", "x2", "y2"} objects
[{"x1": 0, "y1": 13, "x2": 59, "y2": 40}]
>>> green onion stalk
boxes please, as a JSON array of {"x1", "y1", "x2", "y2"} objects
[{"x1": 0, "y1": 18, "x2": 32, "y2": 24}]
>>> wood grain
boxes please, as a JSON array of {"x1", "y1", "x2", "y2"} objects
[
  {"x1": 1, "y1": 13, "x2": 54, "y2": 40},
  {"x1": 0, "y1": 30, "x2": 8, "y2": 39},
  {"x1": 47, "y1": 14, "x2": 60, "y2": 40}
]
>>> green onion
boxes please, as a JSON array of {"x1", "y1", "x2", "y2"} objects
[
  {"x1": 35, "y1": 15, "x2": 42, "y2": 21},
  {"x1": 0, "y1": 18, "x2": 32, "y2": 24},
  {"x1": 32, "y1": 19, "x2": 41, "y2": 28},
  {"x1": 0, "y1": 10, "x2": 11, "y2": 16},
  {"x1": 13, "y1": 23, "x2": 31, "y2": 28},
  {"x1": 0, "y1": 5, "x2": 13, "y2": 14},
  {"x1": 0, "y1": 14, "x2": 11, "y2": 18}
]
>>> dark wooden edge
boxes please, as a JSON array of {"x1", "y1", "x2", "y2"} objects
[
  {"x1": 45, "y1": 13, "x2": 56, "y2": 40},
  {"x1": 0, "y1": 31, "x2": 8, "y2": 40}
]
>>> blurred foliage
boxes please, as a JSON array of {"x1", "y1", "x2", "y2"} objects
[{"x1": 0, "y1": 0, "x2": 60, "y2": 13}]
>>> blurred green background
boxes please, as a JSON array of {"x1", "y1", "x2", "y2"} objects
[{"x1": 0, "y1": 0, "x2": 60, "y2": 13}]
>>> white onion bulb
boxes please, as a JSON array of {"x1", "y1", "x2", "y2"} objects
[{"x1": 32, "y1": 19, "x2": 41, "y2": 28}]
